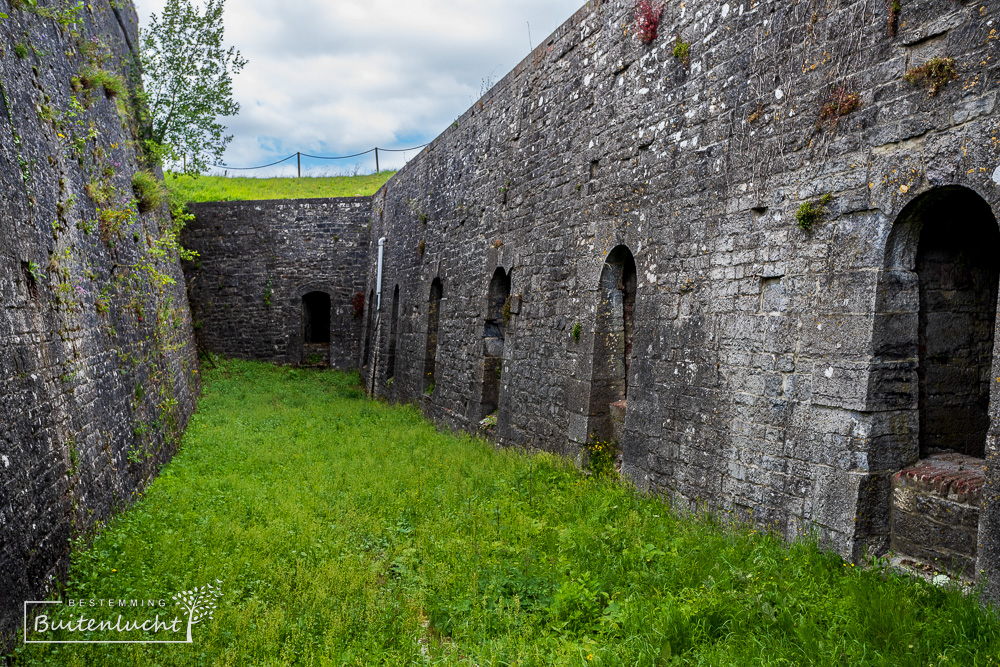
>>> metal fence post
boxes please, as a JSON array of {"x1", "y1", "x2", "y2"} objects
[
  {"x1": 375, "y1": 147, "x2": 379, "y2": 174},
  {"x1": 297, "y1": 152, "x2": 301, "y2": 178}
]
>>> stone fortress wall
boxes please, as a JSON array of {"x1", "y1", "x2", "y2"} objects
[
  {"x1": 182, "y1": 198, "x2": 370, "y2": 370},
  {"x1": 181, "y1": 0, "x2": 1000, "y2": 598},
  {"x1": 0, "y1": 0, "x2": 199, "y2": 644},
  {"x1": 352, "y1": 0, "x2": 1000, "y2": 596}
]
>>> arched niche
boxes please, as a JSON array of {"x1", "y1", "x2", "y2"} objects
[
  {"x1": 386, "y1": 285, "x2": 400, "y2": 382},
  {"x1": 424, "y1": 278, "x2": 443, "y2": 392},
  {"x1": 480, "y1": 267, "x2": 511, "y2": 420},
  {"x1": 868, "y1": 185, "x2": 999, "y2": 576},
  {"x1": 588, "y1": 245, "x2": 637, "y2": 444}
]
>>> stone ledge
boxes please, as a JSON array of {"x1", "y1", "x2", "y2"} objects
[{"x1": 892, "y1": 452, "x2": 986, "y2": 506}]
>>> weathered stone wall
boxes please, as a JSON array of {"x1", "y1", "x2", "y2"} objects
[
  {"x1": 0, "y1": 0, "x2": 198, "y2": 644},
  {"x1": 355, "y1": 0, "x2": 1000, "y2": 596},
  {"x1": 183, "y1": 198, "x2": 370, "y2": 369}
]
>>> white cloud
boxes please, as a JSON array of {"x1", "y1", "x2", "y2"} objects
[{"x1": 132, "y1": 0, "x2": 585, "y2": 176}]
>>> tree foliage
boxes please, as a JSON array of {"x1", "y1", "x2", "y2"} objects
[{"x1": 139, "y1": 0, "x2": 246, "y2": 174}]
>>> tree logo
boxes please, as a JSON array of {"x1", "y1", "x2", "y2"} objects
[{"x1": 173, "y1": 580, "x2": 224, "y2": 643}]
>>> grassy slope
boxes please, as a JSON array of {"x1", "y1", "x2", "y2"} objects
[
  {"x1": 13, "y1": 360, "x2": 1000, "y2": 666},
  {"x1": 165, "y1": 171, "x2": 395, "y2": 203}
]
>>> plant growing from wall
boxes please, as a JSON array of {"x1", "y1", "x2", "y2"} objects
[
  {"x1": 817, "y1": 87, "x2": 861, "y2": 129},
  {"x1": 493, "y1": 238, "x2": 504, "y2": 249},
  {"x1": 571, "y1": 321, "x2": 582, "y2": 342},
  {"x1": 417, "y1": 239, "x2": 426, "y2": 256},
  {"x1": 632, "y1": 0, "x2": 664, "y2": 44},
  {"x1": 795, "y1": 194, "x2": 832, "y2": 233},
  {"x1": 479, "y1": 412, "x2": 497, "y2": 431},
  {"x1": 351, "y1": 291, "x2": 365, "y2": 318},
  {"x1": 904, "y1": 57, "x2": 957, "y2": 96},
  {"x1": 263, "y1": 278, "x2": 273, "y2": 307},
  {"x1": 672, "y1": 37, "x2": 691, "y2": 68},
  {"x1": 132, "y1": 170, "x2": 166, "y2": 213},
  {"x1": 502, "y1": 295, "x2": 513, "y2": 325},
  {"x1": 888, "y1": 0, "x2": 902, "y2": 36}
]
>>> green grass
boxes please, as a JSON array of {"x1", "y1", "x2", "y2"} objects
[
  {"x1": 12, "y1": 360, "x2": 1000, "y2": 665},
  {"x1": 165, "y1": 171, "x2": 395, "y2": 204}
]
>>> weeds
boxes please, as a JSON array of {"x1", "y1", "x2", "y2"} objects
[
  {"x1": 818, "y1": 86, "x2": 861, "y2": 129},
  {"x1": 131, "y1": 170, "x2": 166, "y2": 213},
  {"x1": 673, "y1": 36, "x2": 691, "y2": 67},
  {"x1": 904, "y1": 57, "x2": 958, "y2": 96},
  {"x1": 796, "y1": 193, "x2": 833, "y2": 233},
  {"x1": 888, "y1": 0, "x2": 902, "y2": 36}
]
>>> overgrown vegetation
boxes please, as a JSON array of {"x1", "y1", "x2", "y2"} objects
[
  {"x1": 672, "y1": 36, "x2": 691, "y2": 67},
  {"x1": 584, "y1": 433, "x2": 617, "y2": 478},
  {"x1": 12, "y1": 360, "x2": 1000, "y2": 665},
  {"x1": 163, "y1": 171, "x2": 395, "y2": 203},
  {"x1": 818, "y1": 86, "x2": 861, "y2": 129},
  {"x1": 131, "y1": 170, "x2": 166, "y2": 213},
  {"x1": 888, "y1": 0, "x2": 902, "y2": 36},
  {"x1": 632, "y1": 0, "x2": 664, "y2": 44},
  {"x1": 796, "y1": 193, "x2": 833, "y2": 233},
  {"x1": 904, "y1": 57, "x2": 958, "y2": 96}
]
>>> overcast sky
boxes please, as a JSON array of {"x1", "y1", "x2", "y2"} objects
[{"x1": 131, "y1": 0, "x2": 585, "y2": 176}]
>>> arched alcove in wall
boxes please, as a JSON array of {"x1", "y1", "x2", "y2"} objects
[
  {"x1": 588, "y1": 245, "x2": 636, "y2": 444},
  {"x1": 480, "y1": 267, "x2": 511, "y2": 419},
  {"x1": 424, "y1": 278, "x2": 443, "y2": 392},
  {"x1": 386, "y1": 285, "x2": 400, "y2": 382},
  {"x1": 362, "y1": 289, "x2": 374, "y2": 368},
  {"x1": 869, "y1": 185, "x2": 999, "y2": 576}
]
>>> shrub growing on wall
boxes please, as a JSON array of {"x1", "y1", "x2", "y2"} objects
[{"x1": 633, "y1": 0, "x2": 665, "y2": 44}]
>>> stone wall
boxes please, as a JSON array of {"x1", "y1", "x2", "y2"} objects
[
  {"x1": 183, "y1": 198, "x2": 370, "y2": 370},
  {"x1": 0, "y1": 0, "x2": 198, "y2": 644},
  {"x1": 354, "y1": 0, "x2": 1000, "y2": 596}
]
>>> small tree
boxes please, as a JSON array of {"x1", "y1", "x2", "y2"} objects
[{"x1": 139, "y1": 0, "x2": 246, "y2": 174}]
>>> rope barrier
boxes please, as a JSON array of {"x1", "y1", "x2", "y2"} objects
[{"x1": 210, "y1": 143, "x2": 430, "y2": 172}]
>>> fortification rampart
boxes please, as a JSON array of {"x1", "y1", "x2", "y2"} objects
[
  {"x1": 352, "y1": 0, "x2": 1000, "y2": 594},
  {"x1": 0, "y1": 0, "x2": 198, "y2": 643}
]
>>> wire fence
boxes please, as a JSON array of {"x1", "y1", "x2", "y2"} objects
[{"x1": 211, "y1": 144, "x2": 430, "y2": 177}]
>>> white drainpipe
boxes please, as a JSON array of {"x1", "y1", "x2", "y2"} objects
[{"x1": 376, "y1": 237, "x2": 386, "y2": 310}]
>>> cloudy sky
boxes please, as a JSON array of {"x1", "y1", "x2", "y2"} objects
[{"x1": 131, "y1": 0, "x2": 585, "y2": 176}]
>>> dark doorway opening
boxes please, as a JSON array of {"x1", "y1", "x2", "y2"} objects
[
  {"x1": 363, "y1": 289, "x2": 374, "y2": 368},
  {"x1": 386, "y1": 285, "x2": 400, "y2": 382},
  {"x1": 589, "y1": 245, "x2": 637, "y2": 444},
  {"x1": 302, "y1": 292, "x2": 331, "y2": 343},
  {"x1": 424, "y1": 279, "x2": 443, "y2": 392},
  {"x1": 302, "y1": 291, "x2": 331, "y2": 366},
  {"x1": 480, "y1": 267, "x2": 510, "y2": 419},
  {"x1": 915, "y1": 193, "x2": 999, "y2": 459}
]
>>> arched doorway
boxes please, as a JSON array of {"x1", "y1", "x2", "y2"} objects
[
  {"x1": 589, "y1": 245, "x2": 637, "y2": 444},
  {"x1": 302, "y1": 291, "x2": 330, "y2": 366},
  {"x1": 424, "y1": 279, "x2": 443, "y2": 393},
  {"x1": 873, "y1": 186, "x2": 999, "y2": 576},
  {"x1": 480, "y1": 267, "x2": 510, "y2": 419}
]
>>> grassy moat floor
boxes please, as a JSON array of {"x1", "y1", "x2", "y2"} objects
[{"x1": 12, "y1": 360, "x2": 1000, "y2": 665}]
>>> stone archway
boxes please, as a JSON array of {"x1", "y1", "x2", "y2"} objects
[
  {"x1": 869, "y1": 186, "x2": 999, "y2": 576},
  {"x1": 588, "y1": 245, "x2": 637, "y2": 445}
]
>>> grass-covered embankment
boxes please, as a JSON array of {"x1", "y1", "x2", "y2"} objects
[
  {"x1": 13, "y1": 360, "x2": 1000, "y2": 665},
  {"x1": 165, "y1": 171, "x2": 395, "y2": 204}
]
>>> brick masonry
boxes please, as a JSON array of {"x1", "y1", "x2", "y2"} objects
[
  {"x1": 892, "y1": 452, "x2": 985, "y2": 577},
  {"x1": 0, "y1": 0, "x2": 198, "y2": 645}
]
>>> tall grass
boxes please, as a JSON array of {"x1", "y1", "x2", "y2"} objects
[
  {"x1": 165, "y1": 171, "x2": 395, "y2": 204},
  {"x1": 12, "y1": 360, "x2": 1000, "y2": 665}
]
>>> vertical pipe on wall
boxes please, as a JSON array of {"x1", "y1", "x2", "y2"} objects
[{"x1": 376, "y1": 237, "x2": 386, "y2": 311}]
